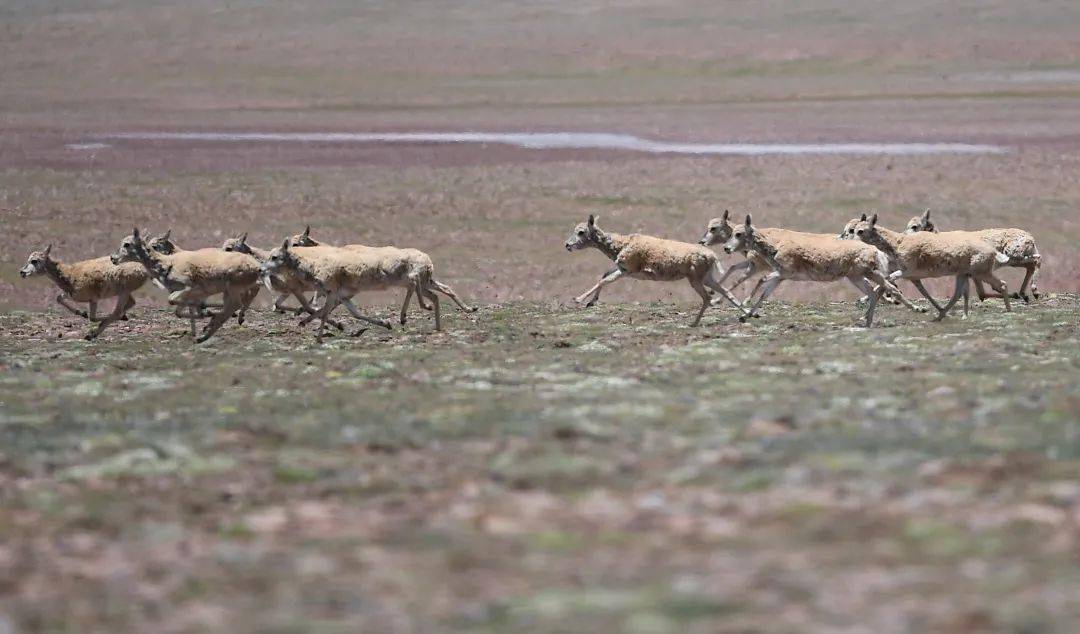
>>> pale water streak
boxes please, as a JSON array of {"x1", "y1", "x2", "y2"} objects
[
  {"x1": 66, "y1": 143, "x2": 112, "y2": 150},
  {"x1": 104, "y1": 132, "x2": 1006, "y2": 155}
]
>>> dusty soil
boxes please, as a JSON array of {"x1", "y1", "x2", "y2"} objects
[{"x1": 1, "y1": 297, "x2": 1078, "y2": 632}]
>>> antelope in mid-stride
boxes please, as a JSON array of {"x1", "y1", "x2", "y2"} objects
[
  {"x1": 259, "y1": 241, "x2": 395, "y2": 341},
  {"x1": 111, "y1": 228, "x2": 261, "y2": 342},
  {"x1": 700, "y1": 210, "x2": 921, "y2": 312},
  {"x1": 722, "y1": 214, "x2": 909, "y2": 326},
  {"x1": 850, "y1": 214, "x2": 1012, "y2": 321},
  {"x1": 19, "y1": 244, "x2": 148, "y2": 339},
  {"x1": 564, "y1": 214, "x2": 746, "y2": 326},
  {"x1": 288, "y1": 226, "x2": 476, "y2": 329},
  {"x1": 905, "y1": 209, "x2": 1041, "y2": 303},
  {"x1": 222, "y1": 233, "x2": 325, "y2": 318}
]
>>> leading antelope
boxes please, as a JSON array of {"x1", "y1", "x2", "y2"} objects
[
  {"x1": 564, "y1": 214, "x2": 746, "y2": 326},
  {"x1": 19, "y1": 245, "x2": 148, "y2": 340}
]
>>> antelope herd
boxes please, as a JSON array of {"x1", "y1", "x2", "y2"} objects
[{"x1": 19, "y1": 210, "x2": 1041, "y2": 342}]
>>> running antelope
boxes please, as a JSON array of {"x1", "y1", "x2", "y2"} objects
[
  {"x1": 146, "y1": 230, "x2": 248, "y2": 323},
  {"x1": 905, "y1": 209, "x2": 1041, "y2": 302},
  {"x1": 111, "y1": 228, "x2": 261, "y2": 342},
  {"x1": 259, "y1": 242, "x2": 395, "y2": 341},
  {"x1": 700, "y1": 211, "x2": 920, "y2": 312},
  {"x1": 19, "y1": 245, "x2": 148, "y2": 339},
  {"x1": 288, "y1": 226, "x2": 476, "y2": 329},
  {"x1": 564, "y1": 214, "x2": 746, "y2": 325},
  {"x1": 221, "y1": 233, "x2": 325, "y2": 317},
  {"x1": 722, "y1": 214, "x2": 909, "y2": 326},
  {"x1": 850, "y1": 214, "x2": 1012, "y2": 321}
]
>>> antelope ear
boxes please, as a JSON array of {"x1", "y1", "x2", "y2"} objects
[
  {"x1": 239, "y1": 232, "x2": 248, "y2": 243},
  {"x1": 744, "y1": 214, "x2": 752, "y2": 228},
  {"x1": 869, "y1": 213, "x2": 878, "y2": 227},
  {"x1": 303, "y1": 225, "x2": 311, "y2": 237},
  {"x1": 721, "y1": 209, "x2": 729, "y2": 222},
  {"x1": 860, "y1": 213, "x2": 867, "y2": 221},
  {"x1": 162, "y1": 229, "x2": 171, "y2": 240},
  {"x1": 587, "y1": 214, "x2": 596, "y2": 227},
  {"x1": 44, "y1": 243, "x2": 52, "y2": 256},
  {"x1": 132, "y1": 227, "x2": 141, "y2": 239},
  {"x1": 922, "y1": 208, "x2": 931, "y2": 221},
  {"x1": 281, "y1": 238, "x2": 290, "y2": 250}
]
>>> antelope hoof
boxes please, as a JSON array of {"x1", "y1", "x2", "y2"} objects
[
  {"x1": 119, "y1": 315, "x2": 130, "y2": 321},
  {"x1": 84, "y1": 332, "x2": 98, "y2": 341},
  {"x1": 466, "y1": 306, "x2": 478, "y2": 313},
  {"x1": 350, "y1": 328, "x2": 369, "y2": 337},
  {"x1": 379, "y1": 320, "x2": 393, "y2": 330}
]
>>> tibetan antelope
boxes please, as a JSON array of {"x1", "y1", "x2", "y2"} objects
[
  {"x1": 905, "y1": 209, "x2": 1041, "y2": 302},
  {"x1": 19, "y1": 245, "x2": 148, "y2": 339},
  {"x1": 564, "y1": 214, "x2": 746, "y2": 326},
  {"x1": 221, "y1": 233, "x2": 326, "y2": 318},
  {"x1": 700, "y1": 210, "x2": 921, "y2": 312},
  {"x1": 111, "y1": 228, "x2": 261, "y2": 342},
  {"x1": 288, "y1": 226, "x2": 476, "y2": 329},
  {"x1": 259, "y1": 242, "x2": 395, "y2": 341},
  {"x1": 850, "y1": 214, "x2": 1012, "y2": 321},
  {"x1": 722, "y1": 214, "x2": 909, "y2": 326}
]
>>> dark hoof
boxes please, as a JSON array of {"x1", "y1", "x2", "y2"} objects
[
  {"x1": 77, "y1": 311, "x2": 89, "y2": 319},
  {"x1": 350, "y1": 328, "x2": 369, "y2": 337},
  {"x1": 119, "y1": 315, "x2": 130, "y2": 321},
  {"x1": 467, "y1": 307, "x2": 479, "y2": 313},
  {"x1": 84, "y1": 333, "x2": 97, "y2": 341},
  {"x1": 738, "y1": 315, "x2": 747, "y2": 323}
]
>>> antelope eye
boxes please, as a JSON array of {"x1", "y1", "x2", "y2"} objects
[{"x1": 577, "y1": 230, "x2": 584, "y2": 236}]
